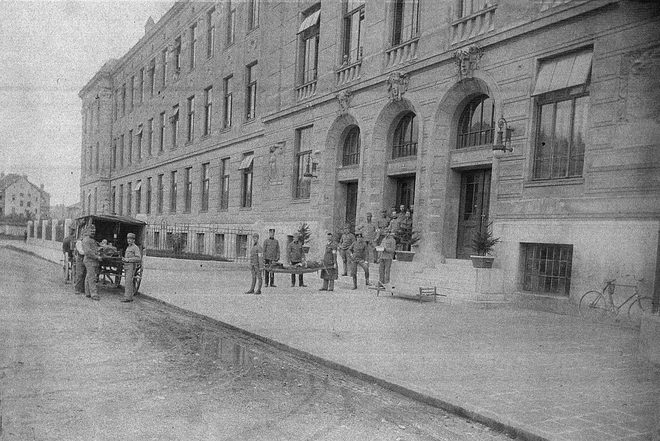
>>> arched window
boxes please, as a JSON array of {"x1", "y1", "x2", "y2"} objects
[
  {"x1": 392, "y1": 112, "x2": 418, "y2": 159},
  {"x1": 342, "y1": 126, "x2": 360, "y2": 166},
  {"x1": 457, "y1": 95, "x2": 495, "y2": 149}
]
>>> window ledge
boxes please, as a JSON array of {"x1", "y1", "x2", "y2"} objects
[{"x1": 524, "y1": 177, "x2": 584, "y2": 188}]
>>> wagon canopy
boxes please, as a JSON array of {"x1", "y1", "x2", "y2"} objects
[{"x1": 74, "y1": 214, "x2": 147, "y2": 254}]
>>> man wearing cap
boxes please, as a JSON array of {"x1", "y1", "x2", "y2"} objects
[
  {"x1": 263, "y1": 228, "x2": 280, "y2": 287},
  {"x1": 356, "y1": 212, "x2": 377, "y2": 264},
  {"x1": 376, "y1": 210, "x2": 391, "y2": 262},
  {"x1": 246, "y1": 233, "x2": 264, "y2": 294},
  {"x1": 319, "y1": 232, "x2": 338, "y2": 291},
  {"x1": 82, "y1": 225, "x2": 102, "y2": 300},
  {"x1": 338, "y1": 226, "x2": 355, "y2": 276},
  {"x1": 74, "y1": 227, "x2": 86, "y2": 294},
  {"x1": 286, "y1": 233, "x2": 307, "y2": 287},
  {"x1": 120, "y1": 233, "x2": 142, "y2": 303},
  {"x1": 348, "y1": 231, "x2": 370, "y2": 289},
  {"x1": 378, "y1": 229, "x2": 397, "y2": 287}
]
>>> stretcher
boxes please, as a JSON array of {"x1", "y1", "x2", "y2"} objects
[{"x1": 265, "y1": 264, "x2": 326, "y2": 274}]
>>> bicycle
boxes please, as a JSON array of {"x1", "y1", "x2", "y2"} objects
[{"x1": 579, "y1": 278, "x2": 653, "y2": 323}]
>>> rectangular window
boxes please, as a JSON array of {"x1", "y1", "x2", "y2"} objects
[
  {"x1": 135, "y1": 180, "x2": 141, "y2": 214},
  {"x1": 184, "y1": 166, "x2": 193, "y2": 212},
  {"x1": 118, "y1": 184, "x2": 124, "y2": 215},
  {"x1": 129, "y1": 76, "x2": 135, "y2": 112},
  {"x1": 294, "y1": 126, "x2": 312, "y2": 199},
  {"x1": 173, "y1": 36, "x2": 182, "y2": 74},
  {"x1": 161, "y1": 48, "x2": 168, "y2": 88},
  {"x1": 342, "y1": 0, "x2": 365, "y2": 65},
  {"x1": 111, "y1": 186, "x2": 116, "y2": 214},
  {"x1": 147, "y1": 118, "x2": 154, "y2": 156},
  {"x1": 206, "y1": 7, "x2": 215, "y2": 58},
  {"x1": 248, "y1": 0, "x2": 260, "y2": 31},
  {"x1": 203, "y1": 86, "x2": 213, "y2": 136},
  {"x1": 522, "y1": 243, "x2": 573, "y2": 296},
  {"x1": 121, "y1": 83, "x2": 126, "y2": 116},
  {"x1": 171, "y1": 105, "x2": 180, "y2": 148},
  {"x1": 189, "y1": 24, "x2": 197, "y2": 71},
  {"x1": 112, "y1": 140, "x2": 117, "y2": 169},
  {"x1": 226, "y1": 0, "x2": 236, "y2": 46},
  {"x1": 298, "y1": 8, "x2": 320, "y2": 85},
  {"x1": 170, "y1": 170, "x2": 177, "y2": 213},
  {"x1": 220, "y1": 157, "x2": 229, "y2": 210},
  {"x1": 146, "y1": 177, "x2": 152, "y2": 214},
  {"x1": 245, "y1": 63, "x2": 257, "y2": 121},
  {"x1": 139, "y1": 68, "x2": 145, "y2": 104},
  {"x1": 159, "y1": 112, "x2": 166, "y2": 152},
  {"x1": 532, "y1": 50, "x2": 591, "y2": 181},
  {"x1": 196, "y1": 233, "x2": 205, "y2": 254},
  {"x1": 460, "y1": 0, "x2": 488, "y2": 18},
  {"x1": 157, "y1": 174, "x2": 164, "y2": 214},
  {"x1": 119, "y1": 134, "x2": 125, "y2": 167},
  {"x1": 95, "y1": 142, "x2": 99, "y2": 171},
  {"x1": 127, "y1": 129, "x2": 133, "y2": 165},
  {"x1": 392, "y1": 0, "x2": 419, "y2": 46},
  {"x1": 214, "y1": 233, "x2": 225, "y2": 256},
  {"x1": 136, "y1": 126, "x2": 142, "y2": 161},
  {"x1": 236, "y1": 234, "x2": 248, "y2": 258},
  {"x1": 149, "y1": 58, "x2": 156, "y2": 96},
  {"x1": 187, "y1": 96, "x2": 195, "y2": 142},
  {"x1": 223, "y1": 75, "x2": 233, "y2": 128},
  {"x1": 239, "y1": 154, "x2": 254, "y2": 208},
  {"x1": 127, "y1": 182, "x2": 132, "y2": 216},
  {"x1": 201, "y1": 162, "x2": 210, "y2": 211}
]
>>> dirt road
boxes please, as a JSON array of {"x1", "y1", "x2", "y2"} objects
[{"x1": 0, "y1": 247, "x2": 516, "y2": 440}]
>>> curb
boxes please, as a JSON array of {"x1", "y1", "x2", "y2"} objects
[{"x1": 140, "y1": 293, "x2": 549, "y2": 441}]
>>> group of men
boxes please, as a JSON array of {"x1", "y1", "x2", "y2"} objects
[
  {"x1": 246, "y1": 206, "x2": 411, "y2": 294},
  {"x1": 62, "y1": 226, "x2": 142, "y2": 302},
  {"x1": 246, "y1": 228, "x2": 308, "y2": 295}
]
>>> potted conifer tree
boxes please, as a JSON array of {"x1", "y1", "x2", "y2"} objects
[
  {"x1": 470, "y1": 223, "x2": 500, "y2": 268},
  {"x1": 297, "y1": 222, "x2": 311, "y2": 253}
]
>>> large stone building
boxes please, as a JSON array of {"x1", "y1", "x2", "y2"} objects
[
  {"x1": 80, "y1": 0, "x2": 660, "y2": 304},
  {"x1": 0, "y1": 173, "x2": 50, "y2": 219}
]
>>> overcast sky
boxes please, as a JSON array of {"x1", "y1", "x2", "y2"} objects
[{"x1": 0, "y1": 0, "x2": 173, "y2": 206}]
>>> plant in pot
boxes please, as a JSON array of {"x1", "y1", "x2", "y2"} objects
[
  {"x1": 470, "y1": 223, "x2": 500, "y2": 268},
  {"x1": 394, "y1": 223, "x2": 420, "y2": 262},
  {"x1": 297, "y1": 222, "x2": 312, "y2": 253}
]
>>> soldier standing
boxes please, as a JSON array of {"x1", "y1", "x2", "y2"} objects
[
  {"x1": 357, "y1": 212, "x2": 377, "y2": 264},
  {"x1": 338, "y1": 226, "x2": 355, "y2": 276},
  {"x1": 263, "y1": 228, "x2": 280, "y2": 287},
  {"x1": 120, "y1": 232, "x2": 142, "y2": 303},
  {"x1": 319, "y1": 232, "x2": 338, "y2": 291},
  {"x1": 246, "y1": 233, "x2": 264, "y2": 295},
  {"x1": 376, "y1": 209, "x2": 390, "y2": 246},
  {"x1": 348, "y1": 231, "x2": 370, "y2": 289},
  {"x1": 286, "y1": 233, "x2": 307, "y2": 287},
  {"x1": 378, "y1": 229, "x2": 397, "y2": 287}
]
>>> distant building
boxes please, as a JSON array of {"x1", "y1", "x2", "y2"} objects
[
  {"x1": 79, "y1": 0, "x2": 660, "y2": 303},
  {"x1": 50, "y1": 202, "x2": 81, "y2": 220},
  {"x1": 0, "y1": 173, "x2": 50, "y2": 219}
]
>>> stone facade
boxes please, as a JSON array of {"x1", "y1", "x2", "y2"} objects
[{"x1": 79, "y1": 0, "x2": 660, "y2": 303}]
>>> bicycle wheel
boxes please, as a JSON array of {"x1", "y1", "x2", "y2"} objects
[
  {"x1": 579, "y1": 290, "x2": 608, "y2": 319},
  {"x1": 628, "y1": 296, "x2": 654, "y2": 322}
]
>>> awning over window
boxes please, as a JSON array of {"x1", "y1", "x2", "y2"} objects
[
  {"x1": 136, "y1": 125, "x2": 143, "y2": 136},
  {"x1": 238, "y1": 154, "x2": 254, "y2": 170},
  {"x1": 134, "y1": 181, "x2": 142, "y2": 191},
  {"x1": 298, "y1": 9, "x2": 320, "y2": 34},
  {"x1": 532, "y1": 50, "x2": 592, "y2": 96}
]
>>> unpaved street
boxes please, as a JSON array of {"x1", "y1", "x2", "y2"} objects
[{"x1": 0, "y1": 247, "x2": 516, "y2": 440}]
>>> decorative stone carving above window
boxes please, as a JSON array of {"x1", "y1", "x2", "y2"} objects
[
  {"x1": 454, "y1": 44, "x2": 483, "y2": 80},
  {"x1": 387, "y1": 71, "x2": 409, "y2": 102},
  {"x1": 336, "y1": 89, "x2": 352, "y2": 114}
]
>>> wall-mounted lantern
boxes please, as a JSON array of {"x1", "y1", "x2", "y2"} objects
[{"x1": 492, "y1": 117, "x2": 514, "y2": 157}]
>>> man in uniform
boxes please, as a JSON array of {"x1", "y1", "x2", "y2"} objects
[
  {"x1": 246, "y1": 233, "x2": 264, "y2": 295},
  {"x1": 338, "y1": 226, "x2": 355, "y2": 276},
  {"x1": 356, "y1": 212, "x2": 377, "y2": 264},
  {"x1": 82, "y1": 226, "x2": 102, "y2": 300},
  {"x1": 263, "y1": 228, "x2": 280, "y2": 287},
  {"x1": 348, "y1": 231, "x2": 370, "y2": 289},
  {"x1": 378, "y1": 229, "x2": 397, "y2": 287},
  {"x1": 286, "y1": 233, "x2": 307, "y2": 287},
  {"x1": 74, "y1": 229, "x2": 86, "y2": 294},
  {"x1": 120, "y1": 232, "x2": 142, "y2": 303},
  {"x1": 376, "y1": 209, "x2": 391, "y2": 262}
]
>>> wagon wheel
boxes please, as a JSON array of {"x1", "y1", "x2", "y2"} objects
[
  {"x1": 133, "y1": 265, "x2": 143, "y2": 295},
  {"x1": 113, "y1": 263, "x2": 122, "y2": 289}
]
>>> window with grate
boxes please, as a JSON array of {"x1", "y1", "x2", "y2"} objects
[
  {"x1": 392, "y1": 112, "x2": 418, "y2": 159},
  {"x1": 342, "y1": 126, "x2": 360, "y2": 166},
  {"x1": 457, "y1": 94, "x2": 495, "y2": 149},
  {"x1": 522, "y1": 243, "x2": 573, "y2": 296}
]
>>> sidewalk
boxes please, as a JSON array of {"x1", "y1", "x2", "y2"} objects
[{"x1": 7, "y1": 240, "x2": 660, "y2": 441}]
